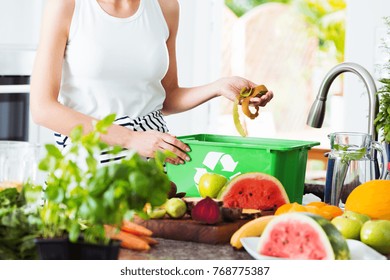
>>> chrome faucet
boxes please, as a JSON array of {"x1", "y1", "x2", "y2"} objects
[
  {"x1": 307, "y1": 62, "x2": 383, "y2": 196},
  {"x1": 306, "y1": 62, "x2": 378, "y2": 140}
]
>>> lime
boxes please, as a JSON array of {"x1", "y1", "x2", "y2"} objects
[
  {"x1": 198, "y1": 173, "x2": 228, "y2": 199},
  {"x1": 165, "y1": 198, "x2": 187, "y2": 219},
  {"x1": 331, "y1": 216, "x2": 363, "y2": 240},
  {"x1": 360, "y1": 220, "x2": 390, "y2": 254},
  {"x1": 341, "y1": 210, "x2": 371, "y2": 224}
]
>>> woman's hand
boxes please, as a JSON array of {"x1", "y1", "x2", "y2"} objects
[
  {"x1": 215, "y1": 76, "x2": 274, "y2": 107},
  {"x1": 126, "y1": 130, "x2": 190, "y2": 165}
]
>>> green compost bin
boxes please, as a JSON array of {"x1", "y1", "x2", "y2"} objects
[{"x1": 166, "y1": 134, "x2": 320, "y2": 203}]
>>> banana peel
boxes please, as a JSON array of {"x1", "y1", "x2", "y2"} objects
[{"x1": 230, "y1": 215, "x2": 274, "y2": 249}]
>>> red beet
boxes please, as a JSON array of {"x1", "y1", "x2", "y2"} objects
[{"x1": 191, "y1": 197, "x2": 221, "y2": 225}]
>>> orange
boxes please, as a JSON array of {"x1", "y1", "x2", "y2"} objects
[
  {"x1": 318, "y1": 205, "x2": 343, "y2": 220},
  {"x1": 275, "y1": 201, "x2": 344, "y2": 220},
  {"x1": 306, "y1": 201, "x2": 327, "y2": 208},
  {"x1": 304, "y1": 205, "x2": 321, "y2": 215},
  {"x1": 345, "y1": 180, "x2": 390, "y2": 220},
  {"x1": 275, "y1": 202, "x2": 307, "y2": 215}
]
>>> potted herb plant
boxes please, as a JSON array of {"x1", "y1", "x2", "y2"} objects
[
  {"x1": 0, "y1": 186, "x2": 41, "y2": 260},
  {"x1": 34, "y1": 114, "x2": 171, "y2": 259},
  {"x1": 374, "y1": 16, "x2": 390, "y2": 178}
]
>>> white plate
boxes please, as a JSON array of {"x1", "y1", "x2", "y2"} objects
[{"x1": 241, "y1": 237, "x2": 387, "y2": 260}]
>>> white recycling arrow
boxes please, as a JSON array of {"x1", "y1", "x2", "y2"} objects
[
  {"x1": 229, "y1": 172, "x2": 241, "y2": 180},
  {"x1": 202, "y1": 152, "x2": 224, "y2": 170},
  {"x1": 220, "y1": 154, "x2": 238, "y2": 172}
]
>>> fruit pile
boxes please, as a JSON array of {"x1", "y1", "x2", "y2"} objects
[
  {"x1": 144, "y1": 171, "x2": 291, "y2": 225},
  {"x1": 146, "y1": 196, "x2": 243, "y2": 225},
  {"x1": 229, "y1": 179, "x2": 390, "y2": 259},
  {"x1": 143, "y1": 172, "x2": 389, "y2": 259},
  {"x1": 332, "y1": 180, "x2": 390, "y2": 255},
  {"x1": 331, "y1": 210, "x2": 390, "y2": 255}
]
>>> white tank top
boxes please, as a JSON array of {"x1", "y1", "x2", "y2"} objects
[{"x1": 59, "y1": 0, "x2": 169, "y2": 120}]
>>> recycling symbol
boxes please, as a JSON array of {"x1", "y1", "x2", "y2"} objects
[{"x1": 193, "y1": 152, "x2": 241, "y2": 187}]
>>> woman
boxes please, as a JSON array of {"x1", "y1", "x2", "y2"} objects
[{"x1": 30, "y1": 0, "x2": 273, "y2": 165}]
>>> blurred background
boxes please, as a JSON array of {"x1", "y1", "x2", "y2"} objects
[{"x1": 0, "y1": 0, "x2": 389, "y2": 173}]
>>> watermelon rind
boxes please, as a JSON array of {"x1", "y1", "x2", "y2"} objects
[
  {"x1": 257, "y1": 212, "x2": 350, "y2": 260},
  {"x1": 219, "y1": 172, "x2": 290, "y2": 210}
]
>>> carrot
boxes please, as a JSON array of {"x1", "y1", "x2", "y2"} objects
[
  {"x1": 105, "y1": 225, "x2": 150, "y2": 251},
  {"x1": 137, "y1": 235, "x2": 158, "y2": 245},
  {"x1": 121, "y1": 220, "x2": 153, "y2": 236},
  {"x1": 118, "y1": 231, "x2": 150, "y2": 251}
]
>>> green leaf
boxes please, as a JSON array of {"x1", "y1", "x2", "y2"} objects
[
  {"x1": 129, "y1": 171, "x2": 149, "y2": 199},
  {"x1": 86, "y1": 155, "x2": 98, "y2": 174},
  {"x1": 45, "y1": 185, "x2": 65, "y2": 204},
  {"x1": 95, "y1": 114, "x2": 116, "y2": 134},
  {"x1": 102, "y1": 185, "x2": 116, "y2": 208},
  {"x1": 45, "y1": 144, "x2": 63, "y2": 159},
  {"x1": 110, "y1": 145, "x2": 124, "y2": 155},
  {"x1": 68, "y1": 221, "x2": 81, "y2": 243},
  {"x1": 148, "y1": 191, "x2": 168, "y2": 207},
  {"x1": 134, "y1": 210, "x2": 149, "y2": 220},
  {"x1": 70, "y1": 125, "x2": 83, "y2": 142}
]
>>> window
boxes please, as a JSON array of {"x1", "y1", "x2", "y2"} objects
[{"x1": 210, "y1": 0, "x2": 346, "y2": 149}]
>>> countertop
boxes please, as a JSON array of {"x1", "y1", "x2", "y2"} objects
[
  {"x1": 118, "y1": 237, "x2": 390, "y2": 260},
  {"x1": 118, "y1": 238, "x2": 251, "y2": 260}
]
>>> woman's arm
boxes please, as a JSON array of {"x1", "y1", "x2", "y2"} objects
[
  {"x1": 159, "y1": 0, "x2": 274, "y2": 115},
  {"x1": 30, "y1": 0, "x2": 189, "y2": 163}
]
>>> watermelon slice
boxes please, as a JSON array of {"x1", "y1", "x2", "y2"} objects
[
  {"x1": 257, "y1": 212, "x2": 350, "y2": 260},
  {"x1": 219, "y1": 172, "x2": 289, "y2": 211}
]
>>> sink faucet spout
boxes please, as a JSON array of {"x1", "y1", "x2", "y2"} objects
[{"x1": 306, "y1": 62, "x2": 378, "y2": 140}]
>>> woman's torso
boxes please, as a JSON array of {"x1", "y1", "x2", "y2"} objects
[{"x1": 59, "y1": 0, "x2": 169, "y2": 120}]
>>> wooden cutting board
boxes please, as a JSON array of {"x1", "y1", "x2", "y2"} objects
[{"x1": 133, "y1": 216, "x2": 250, "y2": 245}]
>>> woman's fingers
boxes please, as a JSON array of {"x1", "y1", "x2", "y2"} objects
[
  {"x1": 126, "y1": 130, "x2": 190, "y2": 164},
  {"x1": 159, "y1": 136, "x2": 190, "y2": 164},
  {"x1": 249, "y1": 91, "x2": 274, "y2": 107},
  {"x1": 165, "y1": 157, "x2": 181, "y2": 165}
]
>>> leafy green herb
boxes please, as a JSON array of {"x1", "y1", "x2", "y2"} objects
[
  {"x1": 0, "y1": 186, "x2": 41, "y2": 260},
  {"x1": 333, "y1": 144, "x2": 367, "y2": 164},
  {"x1": 37, "y1": 114, "x2": 171, "y2": 245},
  {"x1": 374, "y1": 16, "x2": 390, "y2": 143}
]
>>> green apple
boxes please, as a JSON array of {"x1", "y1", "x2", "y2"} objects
[
  {"x1": 165, "y1": 198, "x2": 187, "y2": 219},
  {"x1": 342, "y1": 210, "x2": 371, "y2": 224},
  {"x1": 331, "y1": 216, "x2": 363, "y2": 240},
  {"x1": 198, "y1": 173, "x2": 228, "y2": 198},
  {"x1": 360, "y1": 220, "x2": 390, "y2": 255}
]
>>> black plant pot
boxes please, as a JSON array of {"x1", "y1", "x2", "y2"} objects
[
  {"x1": 34, "y1": 237, "x2": 70, "y2": 260},
  {"x1": 69, "y1": 239, "x2": 121, "y2": 260}
]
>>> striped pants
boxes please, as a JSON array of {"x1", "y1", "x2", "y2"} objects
[{"x1": 54, "y1": 110, "x2": 169, "y2": 164}]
